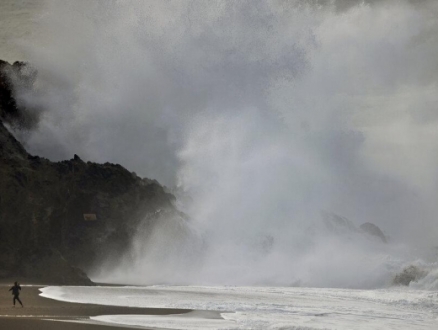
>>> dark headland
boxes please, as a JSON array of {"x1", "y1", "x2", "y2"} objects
[{"x1": 0, "y1": 60, "x2": 178, "y2": 285}]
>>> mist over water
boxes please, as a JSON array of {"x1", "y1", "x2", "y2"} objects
[{"x1": 10, "y1": 0, "x2": 438, "y2": 287}]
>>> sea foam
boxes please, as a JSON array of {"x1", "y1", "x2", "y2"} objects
[{"x1": 40, "y1": 285, "x2": 438, "y2": 330}]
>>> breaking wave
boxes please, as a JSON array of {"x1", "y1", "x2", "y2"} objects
[{"x1": 9, "y1": 0, "x2": 438, "y2": 288}]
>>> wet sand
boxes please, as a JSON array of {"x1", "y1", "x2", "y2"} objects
[{"x1": 0, "y1": 284, "x2": 191, "y2": 329}]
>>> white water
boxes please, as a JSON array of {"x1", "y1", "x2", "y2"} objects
[
  {"x1": 4, "y1": 1, "x2": 438, "y2": 288},
  {"x1": 40, "y1": 285, "x2": 438, "y2": 329}
]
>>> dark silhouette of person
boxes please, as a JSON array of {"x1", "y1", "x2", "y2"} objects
[{"x1": 9, "y1": 282, "x2": 23, "y2": 307}]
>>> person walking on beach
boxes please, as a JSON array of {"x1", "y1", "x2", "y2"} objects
[{"x1": 9, "y1": 281, "x2": 23, "y2": 307}]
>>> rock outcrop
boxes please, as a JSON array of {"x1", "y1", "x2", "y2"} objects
[
  {"x1": 0, "y1": 60, "x2": 177, "y2": 284},
  {"x1": 319, "y1": 212, "x2": 388, "y2": 243},
  {"x1": 322, "y1": 212, "x2": 359, "y2": 236},
  {"x1": 393, "y1": 265, "x2": 428, "y2": 286},
  {"x1": 360, "y1": 222, "x2": 387, "y2": 243}
]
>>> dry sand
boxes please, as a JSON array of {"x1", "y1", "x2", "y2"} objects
[{"x1": 0, "y1": 283, "x2": 192, "y2": 329}]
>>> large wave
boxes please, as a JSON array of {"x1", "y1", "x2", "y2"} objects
[{"x1": 11, "y1": 0, "x2": 438, "y2": 288}]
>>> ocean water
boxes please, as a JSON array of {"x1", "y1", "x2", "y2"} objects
[{"x1": 40, "y1": 285, "x2": 438, "y2": 330}]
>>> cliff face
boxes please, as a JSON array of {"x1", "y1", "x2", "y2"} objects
[
  {"x1": 0, "y1": 59, "x2": 37, "y2": 130},
  {"x1": 0, "y1": 61, "x2": 176, "y2": 284}
]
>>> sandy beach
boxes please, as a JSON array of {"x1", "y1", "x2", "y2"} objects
[{"x1": 0, "y1": 283, "x2": 191, "y2": 329}]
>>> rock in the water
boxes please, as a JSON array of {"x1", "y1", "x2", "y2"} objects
[
  {"x1": 321, "y1": 212, "x2": 360, "y2": 236},
  {"x1": 393, "y1": 265, "x2": 428, "y2": 286},
  {"x1": 360, "y1": 222, "x2": 387, "y2": 243}
]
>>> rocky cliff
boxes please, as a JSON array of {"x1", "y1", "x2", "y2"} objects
[{"x1": 0, "y1": 60, "x2": 176, "y2": 284}]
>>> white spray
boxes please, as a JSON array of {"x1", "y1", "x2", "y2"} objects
[{"x1": 11, "y1": 0, "x2": 438, "y2": 287}]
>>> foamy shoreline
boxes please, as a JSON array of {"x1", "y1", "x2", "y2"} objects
[
  {"x1": 36, "y1": 284, "x2": 438, "y2": 330},
  {"x1": 0, "y1": 284, "x2": 192, "y2": 330}
]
